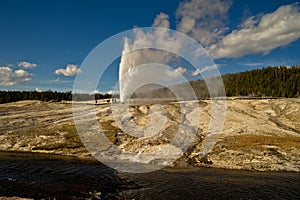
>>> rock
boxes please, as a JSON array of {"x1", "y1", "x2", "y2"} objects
[{"x1": 138, "y1": 105, "x2": 149, "y2": 114}]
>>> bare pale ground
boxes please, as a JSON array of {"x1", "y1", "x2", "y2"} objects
[{"x1": 0, "y1": 99, "x2": 299, "y2": 171}]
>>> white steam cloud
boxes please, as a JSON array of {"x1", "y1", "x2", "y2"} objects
[
  {"x1": 119, "y1": 13, "x2": 187, "y2": 102},
  {"x1": 152, "y1": 13, "x2": 170, "y2": 28}
]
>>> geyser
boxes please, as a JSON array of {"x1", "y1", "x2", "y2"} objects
[{"x1": 118, "y1": 39, "x2": 174, "y2": 103}]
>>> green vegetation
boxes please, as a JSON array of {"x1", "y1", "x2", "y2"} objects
[
  {"x1": 160, "y1": 66, "x2": 300, "y2": 98},
  {"x1": 223, "y1": 66, "x2": 300, "y2": 97},
  {"x1": 0, "y1": 90, "x2": 72, "y2": 104}
]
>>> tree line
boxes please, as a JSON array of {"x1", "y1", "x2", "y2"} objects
[
  {"x1": 222, "y1": 66, "x2": 299, "y2": 98},
  {"x1": 138, "y1": 65, "x2": 300, "y2": 99},
  {"x1": 191, "y1": 65, "x2": 300, "y2": 98},
  {"x1": 0, "y1": 90, "x2": 112, "y2": 104}
]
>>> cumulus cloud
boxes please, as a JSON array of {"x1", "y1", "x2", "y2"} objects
[
  {"x1": 0, "y1": 66, "x2": 33, "y2": 86},
  {"x1": 176, "y1": 0, "x2": 232, "y2": 47},
  {"x1": 192, "y1": 64, "x2": 218, "y2": 76},
  {"x1": 175, "y1": 1, "x2": 300, "y2": 59},
  {"x1": 55, "y1": 64, "x2": 81, "y2": 76},
  {"x1": 167, "y1": 67, "x2": 187, "y2": 77},
  {"x1": 18, "y1": 61, "x2": 37, "y2": 69},
  {"x1": 211, "y1": 3, "x2": 300, "y2": 58}
]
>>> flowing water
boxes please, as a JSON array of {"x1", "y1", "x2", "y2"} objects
[{"x1": 0, "y1": 152, "x2": 299, "y2": 199}]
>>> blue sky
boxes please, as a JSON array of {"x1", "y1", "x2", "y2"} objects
[{"x1": 0, "y1": 0, "x2": 299, "y2": 92}]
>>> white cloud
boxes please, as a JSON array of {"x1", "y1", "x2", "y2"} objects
[
  {"x1": 175, "y1": 1, "x2": 300, "y2": 59},
  {"x1": 212, "y1": 3, "x2": 300, "y2": 58},
  {"x1": 176, "y1": 0, "x2": 232, "y2": 47},
  {"x1": 91, "y1": 89, "x2": 100, "y2": 94},
  {"x1": 18, "y1": 61, "x2": 37, "y2": 69},
  {"x1": 0, "y1": 66, "x2": 33, "y2": 86},
  {"x1": 53, "y1": 77, "x2": 61, "y2": 83},
  {"x1": 152, "y1": 12, "x2": 170, "y2": 28},
  {"x1": 106, "y1": 90, "x2": 113, "y2": 95},
  {"x1": 167, "y1": 67, "x2": 187, "y2": 77},
  {"x1": 55, "y1": 64, "x2": 81, "y2": 76},
  {"x1": 176, "y1": 17, "x2": 195, "y2": 34},
  {"x1": 192, "y1": 64, "x2": 218, "y2": 76},
  {"x1": 241, "y1": 63, "x2": 265, "y2": 67},
  {"x1": 192, "y1": 68, "x2": 201, "y2": 76},
  {"x1": 174, "y1": 66, "x2": 187, "y2": 74},
  {"x1": 35, "y1": 87, "x2": 42, "y2": 92}
]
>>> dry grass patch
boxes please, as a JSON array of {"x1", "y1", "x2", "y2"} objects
[
  {"x1": 10, "y1": 123, "x2": 85, "y2": 151},
  {"x1": 99, "y1": 120, "x2": 121, "y2": 144},
  {"x1": 217, "y1": 134, "x2": 300, "y2": 151}
]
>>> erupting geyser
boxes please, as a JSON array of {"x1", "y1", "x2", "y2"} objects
[
  {"x1": 118, "y1": 37, "x2": 172, "y2": 103},
  {"x1": 119, "y1": 38, "x2": 132, "y2": 103}
]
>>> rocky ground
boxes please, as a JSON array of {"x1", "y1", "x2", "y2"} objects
[{"x1": 0, "y1": 99, "x2": 299, "y2": 172}]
